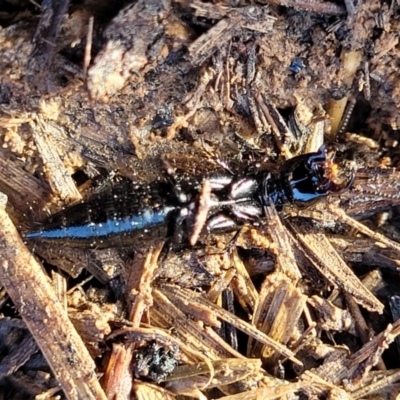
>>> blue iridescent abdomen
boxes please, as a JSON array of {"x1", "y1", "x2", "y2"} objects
[{"x1": 25, "y1": 178, "x2": 182, "y2": 248}]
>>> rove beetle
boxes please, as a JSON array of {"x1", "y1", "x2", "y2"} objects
[{"x1": 25, "y1": 145, "x2": 354, "y2": 249}]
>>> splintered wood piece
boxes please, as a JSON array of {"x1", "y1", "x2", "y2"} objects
[
  {"x1": 0, "y1": 334, "x2": 38, "y2": 377},
  {"x1": 248, "y1": 91, "x2": 271, "y2": 137},
  {"x1": 300, "y1": 371, "x2": 351, "y2": 398},
  {"x1": 263, "y1": 203, "x2": 302, "y2": 281},
  {"x1": 254, "y1": 93, "x2": 296, "y2": 158},
  {"x1": 327, "y1": 236, "x2": 375, "y2": 258},
  {"x1": 85, "y1": 248, "x2": 124, "y2": 283},
  {"x1": 230, "y1": 250, "x2": 258, "y2": 314},
  {"x1": 152, "y1": 288, "x2": 241, "y2": 360},
  {"x1": 160, "y1": 285, "x2": 301, "y2": 365},
  {"x1": 328, "y1": 235, "x2": 400, "y2": 271},
  {"x1": 214, "y1": 383, "x2": 315, "y2": 400},
  {"x1": 247, "y1": 272, "x2": 306, "y2": 364},
  {"x1": 259, "y1": 280, "x2": 305, "y2": 362},
  {"x1": 30, "y1": 116, "x2": 82, "y2": 202},
  {"x1": 164, "y1": 358, "x2": 263, "y2": 393},
  {"x1": 126, "y1": 243, "x2": 164, "y2": 325},
  {"x1": 351, "y1": 369, "x2": 400, "y2": 399},
  {"x1": 340, "y1": 168, "x2": 400, "y2": 217},
  {"x1": 51, "y1": 270, "x2": 67, "y2": 309},
  {"x1": 102, "y1": 343, "x2": 134, "y2": 399},
  {"x1": 292, "y1": 227, "x2": 384, "y2": 313},
  {"x1": 29, "y1": 0, "x2": 70, "y2": 73},
  {"x1": 192, "y1": 0, "x2": 281, "y2": 47},
  {"x1": 132, "y1": 380, "x2": 176, "y2": 400},
  {"x1": 0, "y1": 193, "x2": 106, "y2": 400},
  {"x1": 188, "y1": 16, "x2": 241, "y2": 67},
  {"x1": 308, "y1": 296, "x2": 356, "y2": 335},
  {"x1": 309, "y1": 319, "x2": 400, "y2": 389},
  {"x1": 104, "y1": 244, "x2": 163, "y2": 398},
  {"x1": 37, "y1": 245, "x2": 119, "y2": 282},
  {"x1": 68, "y1": 303, "x2": 113, "y2": 359},
  {"x1": 329, "y1": 204, "x2": 400, "y2": 258},
  {"x1": 344, "y1": 292, "x2": 375, "y2": 344},
  {"x1": 0, "y1": 151, "x2": 50, "y2": 215},
  {"x1": 264, "y1": 0, "x2": 345, "y2": 15},
  {"x1": 33, "y1": 244, "x2": 85, "y2": 279},
  {"x1": 188, "y1": 4, "x2": 274, "y2": 66},
  {"x1": 205, "y1": 261, "x2": 236, "y2": 304}
]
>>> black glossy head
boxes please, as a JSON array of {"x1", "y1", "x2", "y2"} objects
[{"x1": 280, "y1": 145, "x2": 354, "y2": 208}]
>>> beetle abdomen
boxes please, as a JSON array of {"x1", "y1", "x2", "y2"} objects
[{"x1": 25, "y1": 178, "x2": 180, "y2": 248}]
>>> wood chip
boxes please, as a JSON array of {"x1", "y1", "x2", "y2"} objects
[
  {"x1": 0, "y1": 192, "x2": 106, "y2": 400},
  {"x1": 292, "y1": 227, "x2": 384, "y2": 313}
]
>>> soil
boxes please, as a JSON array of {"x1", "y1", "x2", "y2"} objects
[{"x1": 0, "y1": 0, "x2": 400, "y2": 399}]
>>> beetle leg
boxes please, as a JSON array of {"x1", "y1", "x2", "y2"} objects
[{"x1": 206, "y1": 213, "x2": 240, "y2": 232}]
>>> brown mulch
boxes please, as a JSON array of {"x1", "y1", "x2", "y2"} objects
[{"x1": 0, "y1": 0, "x2": 400, "y2": 399}]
